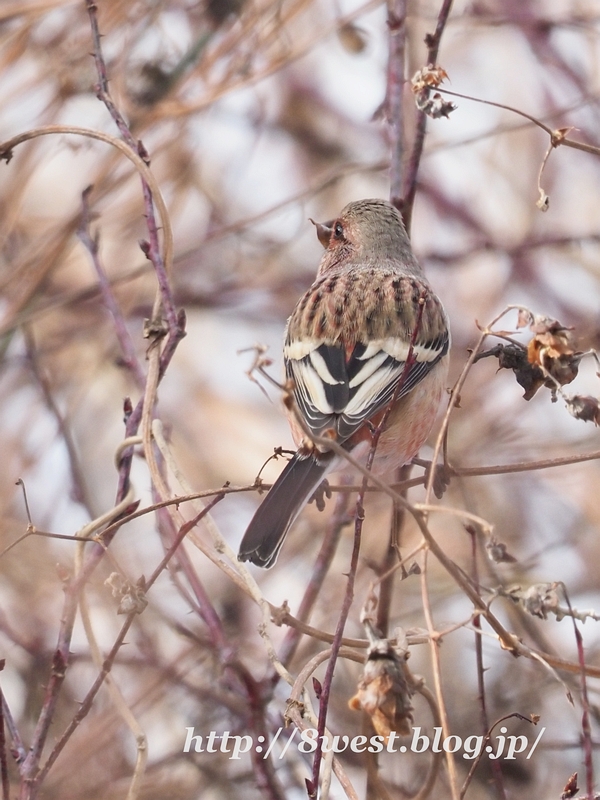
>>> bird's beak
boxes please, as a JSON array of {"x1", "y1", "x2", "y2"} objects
[{"x1": 310, "y1": 218, "x2": 334, "y2": 249}]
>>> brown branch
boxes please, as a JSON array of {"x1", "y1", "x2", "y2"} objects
[
  {"x1": 386, "y1": 0, "x2": 407, "y2": 207},
  {"x1": 77, "y1": 186, "x2": 146, "y2": 390},
  {"x1": 35, "y1": 495, "x2": 224, "y2": 790},
  {"x1": 400, "y1": 0, "x2": 454, "y2": 231},
  {"x1": 85, "y1": 0, "x2": 180, "y2": 333}
]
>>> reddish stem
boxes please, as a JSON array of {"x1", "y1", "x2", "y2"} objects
[{"x1": 400, "y1": 0, "x2": 455, "y2": 232}]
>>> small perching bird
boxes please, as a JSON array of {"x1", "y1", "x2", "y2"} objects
[{"x1": 238, "y1": 199, "x2": 450, "y2": 567}]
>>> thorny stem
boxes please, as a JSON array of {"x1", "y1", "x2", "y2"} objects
[
  {"x1": 460, "y1": 714, "x2": 536, "y2": 799},
  {"x1": 277, "y1": 486, "x2": 352, "y2": 669},
  {"x1": 16, "y1": 492, "x2": 136, "y2": 799},
  {"x1": 143, "y1": 436, "x2": 287, "y2": 792},
  {"x1": 377, "y1": 463, "x2": 412, "y2": 636},
  {"x1": 469, "y1": 529, "x2": 507, "y2": 799},
  {"x1": 18, "y1": 588, "x2": 79, "y2": 797},
  {"x1": 0, "y1": 123, "x2": 176, "y2": 511},
  {"x1": 308, "y1": 489, "x2": 365, "y2": 798},
  {"x1": 148, "y1": 386, "x2": 286, "y2": 797},
  {"x1": 156, "y1": 503, "x2": 229, "y2": 655},
  {"x1": 234, "y1": 667, "x2": 287, "y2": 800},
  {"x1": 8, "y1": 7, "x2": 185, "y2": 795},
  {"x1": 287, "y1": 650, "x2": 361, "y2": 800},
  {"x1": 115, "y1": 310, "x2": 185, "y2": 503},
  {"x1": 85, "y1": 0, "x2": 136, "y2": 148}
]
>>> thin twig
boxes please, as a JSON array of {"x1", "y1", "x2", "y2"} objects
[
  {"x1": 287, "y1": 649, "x2": 361, "y2": 800},
  {"x1": 1, "y1": 694, "x2": 25, "y2": 764},
  {"x1": 308, "y1": 493, "x2": 365, "y2": 797},
  {"x1": 277, "y1": 485, "x2": 352, "y2": 669},
  {"x1": 436, "y1": 86, "x2": 600, "y2": 157},
  {"x1": 22, "y1": 329, "x2": 95, "y2": 511},
  {"x1": 376, "y1": 462, "x2": 415, "y2": 638},
  {"x1": 460, "y1": 714, "x2": 538, "y2": 799}
]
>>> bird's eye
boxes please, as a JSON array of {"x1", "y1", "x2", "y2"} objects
[{"x1": 333, "y1": 221, "x2": 344, "y2": 239}]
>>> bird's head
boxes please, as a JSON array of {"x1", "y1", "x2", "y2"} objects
[{"x1": 312, "y1": 199, "x2": 414, "y2": 274}]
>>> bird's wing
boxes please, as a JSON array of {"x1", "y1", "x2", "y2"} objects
[
  {"x1": 284, "y1": 326, "x2": 449, "y2": 444},
  {"x1": 336, "y1": 330, "x2": 448, "y2": 439}
]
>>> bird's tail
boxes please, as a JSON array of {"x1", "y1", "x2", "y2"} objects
[{"x1": 238, "y1": 452, "x2": 333, "y2": 568}]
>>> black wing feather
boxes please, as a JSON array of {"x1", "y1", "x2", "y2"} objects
[{"x1": 286, "y1": 329, "x2": 449, "y2": 444}]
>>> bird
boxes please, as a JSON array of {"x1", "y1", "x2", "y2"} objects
[{"x1": 238, "y1": 198, "x2": 450, "y2": 567}]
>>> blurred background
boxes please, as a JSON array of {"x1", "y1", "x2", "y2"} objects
[{"x1": 1, "y1": 0, "x2": 600, "y2": 797}]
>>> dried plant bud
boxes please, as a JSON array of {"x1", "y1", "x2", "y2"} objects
[
  {"x1": 105, "y1": 572, "x2": 126, "y2": 595},
  {"x1": 485, "y1": 311, "x2": 583, "y2": 400},
  {"x1": 526, "y1": 317, "x2": 582, "y2": 394},
  {"x1": 492, "y1": 342, "x2": 546, "y2": 400},
  {"x1": 349, "y1": 641, "x2": 414, "y2": 740},
  {"x1": 486, "y1": 536, "x2": 517, "y2": 564},
  {"x1": 501, "y1": 583, "x2": 600, "y2": 623},
  {"x1": 105, "y1": 573, "x2": 148, "y2": 615},
  {"x1": 411, "y1": 64, "x2": 449, "y2": 92},
  {"x1": 312, "y1": 677, "x2": 322, "y2": 700},
  {"x1": 309, "y1": 479, "x2": 331, "y2": 512},
  {"x1": 565, "y1": 395, "x2": 600, "y2": 425},
  {"x1": 428, "y1": 462, "x2": 451, "y2": 498},
  {"x1": 411, "y1": 65, "x2": 456, "y2": 119},
  {"x1": 516, "y1": 309, "x2": 534, "y2": 329},
  {"x1": 504, "y1": 583, "x2": 559, "y2": 619},
  {"x1": 561, "y1": 772, "x2": 579, "y2": 799},
  {"x1": 551, "y1": 127, "x2": 574, "y2": 147},
  {"x1": 415, "y1": 91, "x2": 456, "y2": 119},
  {"x1": 536, "y1": 187, "x2": 550, "y2": 212},
  {"x1": 528, "y1": 316, "x2": 575, "y2": 359}
]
